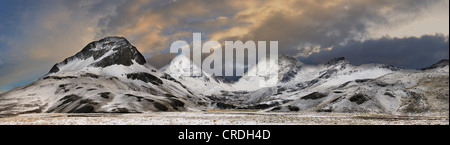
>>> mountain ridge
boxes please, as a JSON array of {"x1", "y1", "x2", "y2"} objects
[
  {"x1": 421, "y1": 59, "x2": 449, "y2": 70},
  {"x1": 0, "y1": 37, "x2": 448, "y2": 115}
]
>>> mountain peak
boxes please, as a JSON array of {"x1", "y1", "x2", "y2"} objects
[
  {"x1": 325, "y1": 57, "x2": 349, "y2": 66},
  {"x1": 279, "y1": 54, "x2": 298, "y2": 63},
  {"x1": 172, "y1": 54, "x2": 192, "y2": 63},
  {"x1": 162, "y1": 54, "x2": 204, "y2": 78},
  {"x1": 437, "y1": 59, "x2": 449, "y2": 64},
  {"x1": 81, "y1": 36, "x2": 131, "y2": 51},
  {"x1": 49, "y1": 36, "x2": 146, "y2": 74},
  {"x1": 421, "y1": 59, "x2": 449, "y2": 70}
]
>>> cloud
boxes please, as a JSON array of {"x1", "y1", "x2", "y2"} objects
[
  {"x1": 300, "y1": 34, "x2": 449, "y2": 69},
  {"x1": 0, "y1": 0, "x2": 99, "y2": 90},
  {"x1": 367, "y1": 0, "x2": 449, "y2": 38},
  {"x1": 88, "y1": 0, "x2": 242, "y2": 53},
  {"x1": 207, "y1": 0, "x2": 445, "y2": 58},
  {"x1": 35, "y1": 0, "x2": 447, "y2": 59}
]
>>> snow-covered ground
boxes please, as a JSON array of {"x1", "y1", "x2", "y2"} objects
[{"x1": 0, "y1": 112, "x2": 447, "y2": 125}]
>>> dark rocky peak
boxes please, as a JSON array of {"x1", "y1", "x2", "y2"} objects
[
  {"x1": 278, "y1": 55, "x2": 299, "y2": 64},
  {"x1": 81, "y1": 37, "x2": 131, "y2": 52},
  {"x1": 421, "y1": 59, "x2": 449, "y2": 70},
  {"x1": 213, "y1": 75, "x2": 239, "y2": 84},
  {"x1": 276, "y1": 55, "x2": 303, "y2": 83},
  {"x1": 436, "y1": 59, "x2": 449, "y2": 65},
  {"x1": 49, "y1": 36, "x2": 146, "y2": 74},
  {"x1": 380, "y1": 64, "x2": 403, "y2": 71},
  {"x1": 325, "y1": 57, "x2": 350, "y2": 66}
]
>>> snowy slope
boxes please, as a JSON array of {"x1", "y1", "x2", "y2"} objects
[
  {"x1": 232, "y1": 55, "x2": 302, "y2": 91},
  {"x1": 232, "y1": 56, "x2": 396, "y2": 92},
  {"x1": 161, "y1": 54, "x2": 234, "y2": 95}
]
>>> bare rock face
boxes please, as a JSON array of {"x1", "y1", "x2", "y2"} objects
[
  {"x1": 49, "y1": 37, "x2": 146, "y2": 74},
  {"x1": 421, "y1": 59, "x2": 449, "y2": 70},
  {"x1": 325, "y1": 57, "x2": 349, "y2": 66}
]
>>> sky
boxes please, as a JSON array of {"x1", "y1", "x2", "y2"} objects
[{"x1": 0, "y1": 0, "x2": 449, "y2": 93}]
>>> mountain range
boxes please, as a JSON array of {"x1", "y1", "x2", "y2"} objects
[{"x1": 0, "y1": 37, "x2": 448, "y2": 115}]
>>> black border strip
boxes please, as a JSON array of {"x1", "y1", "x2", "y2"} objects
[{"x1": 0, "y1": 125, "x2": 447, "y2": 144}]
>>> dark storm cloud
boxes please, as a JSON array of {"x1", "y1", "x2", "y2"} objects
[
  {"x1": 300, "y1": 34, "x2": 449, "y2": 69},
  {"x1": 54, "y1": 0, "x2": 447, "y2": 61},
  {"x1": 210, "y1": 0, "x2": 440, "y2": 57}
]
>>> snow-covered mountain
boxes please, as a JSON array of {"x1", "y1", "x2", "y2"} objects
[
  {"x1": 0, "y1": 37, "x2": 208, "y2": 114},
  {"x1": 185, "y1": 55, "x2": 448, "y2": 115},
  {"x1": 232, "y1": 55, "x2": 303, "y2": 91},
  {"x1": 161, "y1": 54, "x2": 234, "y2": 96},
  {"x1": 271, "y1": 63, "x2": 449, "y2": 115},
  {"x1": 0, "y1": 36, "x2": 448, "y2": 116}
]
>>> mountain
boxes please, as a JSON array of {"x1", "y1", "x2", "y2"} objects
[
  {"x1": 0, "y1": 37, "x2": 208, "y2": 114},
  {"x1": 324, "y1": 57, "x2": 349, "y2": 66},
  {"x1": 182, "y1": 55, "x2": 448, "y2": 115},
  {"x1": 48, "y1": 37, "x2": 146, "y2": 74},
  {"x1": 232, "y1": 55, "x2": 303, "y2": 91},
  {"x1": 421, "y1": 59, "x2": 449, "y2": 70},
  {"x1": 161, "y1": 54, "x2": 234, "y2": 96},
  {"x1": 232, "y1": 56, "x2": 396, "y2": 92},
  {"x1": 271, "y1": 61, "x2": 449, "y2": 115},
  {"x1": 1, "y1": 37, "x2": 448, "y2": 116}
]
